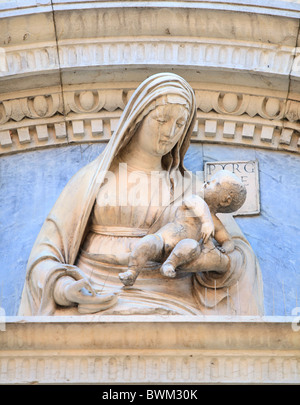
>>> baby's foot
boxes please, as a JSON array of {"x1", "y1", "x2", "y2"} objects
[
  {"x1": 161, "y1": 263, "x2": 176, "y2": 278},
  {"x1": 119, "y1": 270, "x2": 136, "y2": 286}
]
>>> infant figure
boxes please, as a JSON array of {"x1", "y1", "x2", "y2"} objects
[
  {"x1": 119, "y1": 193, "x2": 213, "y2": 286},
  {"x1": 119, "y1": 170, "x2": 247, "y2": 286},
  {"x1": 161, "y1": 170, "x2": 247, "y2": 278}
]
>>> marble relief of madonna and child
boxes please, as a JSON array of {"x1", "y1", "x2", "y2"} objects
[{"x1": 19, "y1": 73, "x2": 264, "y2": 317}]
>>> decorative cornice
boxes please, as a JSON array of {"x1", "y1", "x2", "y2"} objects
[
  {"x1": 2, "y1": 87, "x2": 299, "y2": 124},
  {"x1": 1, "y1": 1, "x2": 300, "y2": 19},
  {"x1": 0, "y1": 37, "x2": 297, "y2": 80},
  {"x1": 58, "y1": 37, "x2": 295, "y2": 76},
  {"x1": 0, "y1": 85, "x2": 299, "y2": 155},
  {"x1": 0, "y1": 316, "x2": 299, "y2": 384},
  {"x1": 0, "y1": 4, "x2": 299, "y2": 155}
]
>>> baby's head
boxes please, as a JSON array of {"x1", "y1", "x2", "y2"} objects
[{"x1": 204, "y1": 170, "x2": 247, "y2": 213}]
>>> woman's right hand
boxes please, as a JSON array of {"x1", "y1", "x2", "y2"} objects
[{"x1": 54, "y1": 276, "x2": 119, "y2": 314}]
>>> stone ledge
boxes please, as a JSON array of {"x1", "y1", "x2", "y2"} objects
[
  {"x1": 1, "y1": 113, "x2": 299, "y2": 156},
  {"x1": 1, "y1": 2, "x2": 299, "y2": 95},
  {"x1": 0, "y1": 37, "x2": 295, "y2": 80},
  {"x1": 0, "y1": 316, "x2": 299, "y2": 384},
  {"x1": 1, "y1": 1, "x2": 300, "y2": 19}
]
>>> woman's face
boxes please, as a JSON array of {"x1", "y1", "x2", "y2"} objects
[{"x1": 134, "y1": 103, "x2": 189, "y2": 157}]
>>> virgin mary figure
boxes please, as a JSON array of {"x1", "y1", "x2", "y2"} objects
[{"x1": 19, "y1": 73, "x2": 264, "y2": 316}]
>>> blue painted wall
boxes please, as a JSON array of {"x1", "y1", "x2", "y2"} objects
[{"x1": 0, "y1": 142, "x2": 299, "y2": 315}]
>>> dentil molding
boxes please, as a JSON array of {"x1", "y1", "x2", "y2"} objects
[
  {"x1": 0, "y1": 85, "x2": 299, "y2": 155},
  {"x1": 0, "y1": 2, "x2": 299, "y2": 155},
  {"x1": 0, "y1": 37, "x2": 296, "y2": 79}
]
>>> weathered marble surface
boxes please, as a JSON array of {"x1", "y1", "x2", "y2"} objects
[
  {"x1": 0, "y1": 142, "x2": 299, "y2": 316},
  {"x1": 0, "y1": 315, "x2": 299, "y2": 384},
  {"x1": 1, "y1": 0, "x2": 300, "y2": 95},
  {"x1": 185, "y1": 143, "x2": 300, "y2": 316},
  {"x1": 0, "y1": 143, "x2": 106, "y2": 315}
]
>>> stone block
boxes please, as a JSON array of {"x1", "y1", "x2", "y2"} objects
[
  {"x1": 54, "y1": 122, "x2": 67, "y2": 139},
  {"x1": 242, "y1": 123, "x2": 255, "y2": 139},
  {"x1": 72, "y1": 120, "x2": 85, "y2": 137},
  {"x1": 17, "y1": 127, "x2": 31, "y2": 144},
  {"x1": 0, "y1": 130, "x2": 12, "y2": 147},
  {"x1": 36, "y1": 125, "x2": 48, "y2": 141},
  {"x1": 204, "y1": 120, "x2": 217, "y2": 137},
  {"x1": 110, "y1": 118, "x2": 120, "y2": 134},
  {"x1": 260, "y1": 126, "x2": 274, "y2": 142},
  {"x1": 279, "y1": 128, "x2": 293, "y2": 145},
  {"x1": 91, "y1": 119, "x2": 103, "y2": 136},
  {"x1": 223, "y1": 121, "x2": 236, "y2": 138}
]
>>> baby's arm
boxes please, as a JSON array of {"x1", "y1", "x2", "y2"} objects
[
  {"x1": 212, "y1": 215, "x2": 235, "y2": 253},
  {"x1": 182, "y1": 195, "x2": 214, "y2": 243}
]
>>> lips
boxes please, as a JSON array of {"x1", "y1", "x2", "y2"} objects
[{"x1": 159, "y1": 139, "x2": 172, "y2": 145}]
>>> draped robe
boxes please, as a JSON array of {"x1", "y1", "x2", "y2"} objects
[{"x1": 18, "y1": 73, "x2": 264, "y2": 316}]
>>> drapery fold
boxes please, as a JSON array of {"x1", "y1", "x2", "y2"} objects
[
  {"x1": 19, "y1": 73, "x2": 198, "y2": 315},
  {"x1": 18, "y1": 73, "x2": 263, "y2": 316}
]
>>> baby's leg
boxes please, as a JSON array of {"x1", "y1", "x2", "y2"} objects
[
  {"x1": 119, "y1": 234, "x2": 164, "y2": 286},
  {"x1": 161, "y1": 239, "x2": 201, "y2": 278}
]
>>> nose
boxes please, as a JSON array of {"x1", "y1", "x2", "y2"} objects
[
  {"x1": 162, "y1": 120, "x2": 177, "y2": 140},
  {"x1": 170, "y1": 121, "x2": 177, "y2": 138}
]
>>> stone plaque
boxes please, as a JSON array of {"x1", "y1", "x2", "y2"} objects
[{"x1": 204, "y1": 160, "x2": 260, "y2": 216}]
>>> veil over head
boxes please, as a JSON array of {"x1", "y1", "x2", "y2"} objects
[
  {"x1": 73, "y1": 73, "x2": 197, "y2": 260},
  {"x1": 20, "y1": 73, "x2": 198, "y2": 315},
  {"x1": 19, "y1": 73, "x2": 263, "y2": 317},
  {"x1": 103, "y1": 72, "x2": 197, "y2": 174}
]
